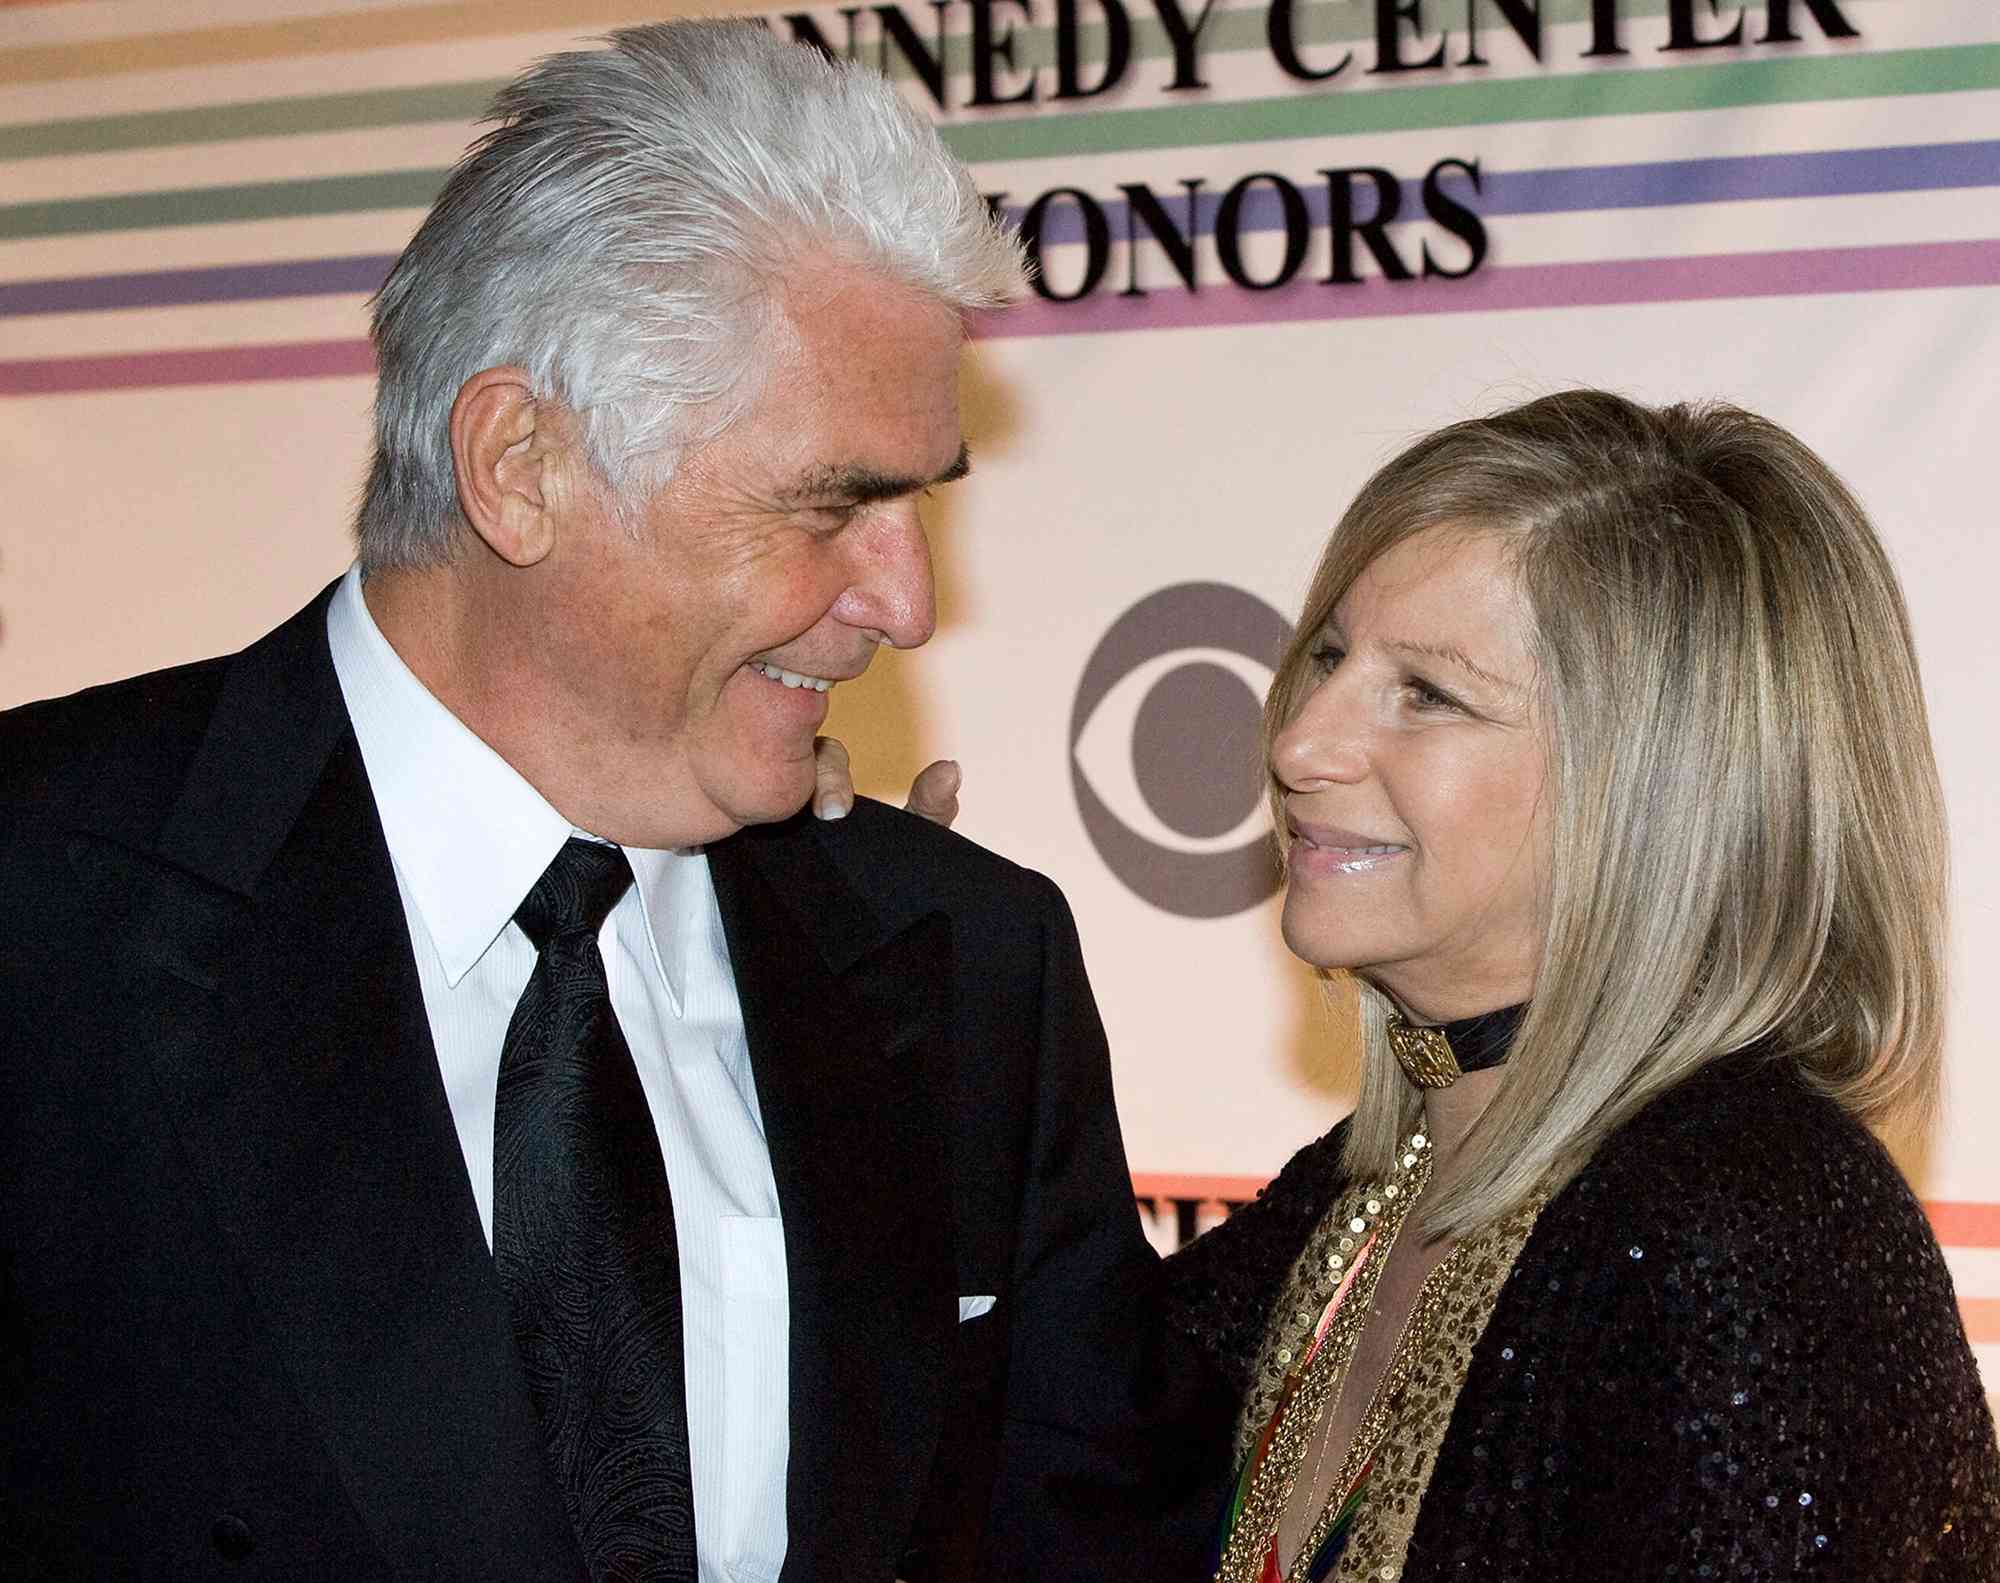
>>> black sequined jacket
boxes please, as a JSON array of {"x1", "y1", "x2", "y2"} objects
[{"x1": 1167, "y1": 1051, "x2": 2000, "y2": 1580}]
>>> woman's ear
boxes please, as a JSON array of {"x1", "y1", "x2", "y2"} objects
[{"x1": 449, "y1": 366, "x2": 557, "y2": 567}]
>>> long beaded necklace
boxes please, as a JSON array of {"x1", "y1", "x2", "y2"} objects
[{"x1": 1214, "y1": 1130, "x2": 1449, "y2": 1583}]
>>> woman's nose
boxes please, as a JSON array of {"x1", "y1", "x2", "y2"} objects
[{"x1": 1271, "y1": 677, "x2": 1369, "y2": 791}]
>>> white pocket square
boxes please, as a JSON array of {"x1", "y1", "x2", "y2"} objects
[{"x1": 957, "y1": 1294, "x2": 996, "y2": 1322}]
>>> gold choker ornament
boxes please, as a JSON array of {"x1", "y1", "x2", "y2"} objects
[
  {"x1": 1386, "y1": 1019, "x2": 1464, "y2": 1089},
  {"x1": 1385, "y1": 1005, "x2": 1525, "y2": 1090}
]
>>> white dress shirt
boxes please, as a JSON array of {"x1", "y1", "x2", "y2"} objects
[{"x1": 326, "y1": 566, "x2": 788, "y2": 1583}]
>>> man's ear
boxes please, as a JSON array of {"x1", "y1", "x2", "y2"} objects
[{"x1": 449, "y1": 366, "x2": 560, "y2": 567}]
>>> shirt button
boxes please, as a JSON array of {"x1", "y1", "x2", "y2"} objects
[{"x1": 212, "y1": 1514, "x2": 256, "y2": 1561}]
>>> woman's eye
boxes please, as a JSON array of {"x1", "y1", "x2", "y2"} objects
[
  {"x1": 1406, "y1": 677, "x2": 1460, "y2": 711},
  {"x1": 1310, "y1": 643, "x2": 1344, "y2": 671}
]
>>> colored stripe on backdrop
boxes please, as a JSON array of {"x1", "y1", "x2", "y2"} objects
[
  {"x1": 2, "y1": 39, "x2": 1993, "y2": 172},
  {"x1": 940, "y1": 44, "x2": 2000, "y2": 165},
  {"x1": 1002, "y1": 138, "x2": 2000, "y2": 246},
  {"x1": 6, "y1": 236, "x2": 1993, "y2": 395},
  {"x1": 0, "y1": 338, "x2": 374, "y2": 395},
  {"x1": 0, "y1": 83, "x2": 495, "y2": 162},
  {"x1": 1930, "y1": 1201, "x2": 2000, "y2": 1249},
  {"x1": 1132, "y1": 1173, "x2": 1267, "y2": 1204},
  {"x1": 9, "y1": 140, "x2": 1992, "y2": 317},
  {"x1": 0, "y1": 0, "x2": 765, "y2": 87},
  {"x1": 1963, "y1": 1300, "x2": 2000, "y2": 1345},
  {"x1": 973, "y1": 236, "x2": 2000, "y2": 339},
  {"x1": 0, "y1": 170, "x2": 442, "y2": 243},
  {"x1": 4, "y1": 47, "x2": 1988, "y2": 243},
  {"x1": 0, "y1": 253, "x2": 394, "y2": 316}
]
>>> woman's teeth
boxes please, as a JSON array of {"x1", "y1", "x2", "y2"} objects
[
  {"x1": 752, "y1": 660, "x2": 832, "y2": 693},
  {"x1": 1298, "y1": 832, "x2": 1403, "y2": 854}
]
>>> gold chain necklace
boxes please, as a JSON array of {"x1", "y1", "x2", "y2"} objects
[{"x1": 1214, "y1": 1133, "x2": 1438, "y2": 1583}]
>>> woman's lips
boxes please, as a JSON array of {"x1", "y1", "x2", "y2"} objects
[{"x1": 1288, "y1": 818, "x2": 1410, "y2": 874}]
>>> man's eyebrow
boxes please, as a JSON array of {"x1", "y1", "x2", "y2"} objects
[
  {"x1": 1383, "y1": 638, "x2": 1516, "y2": 692},
  {"x1": 782, "y1": 442, "x2": 971, "y2": 506}
]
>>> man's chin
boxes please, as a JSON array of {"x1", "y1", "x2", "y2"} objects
[{"x1": 712, "y1": 765, "x2": 818, "y2": 834}]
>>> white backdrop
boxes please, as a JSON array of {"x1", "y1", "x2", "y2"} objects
[{"x1": 3, "y1": 0, "x2": 1996, "y2": 1388}]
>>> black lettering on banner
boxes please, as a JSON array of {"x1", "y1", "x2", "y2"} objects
[
  {"x1": 1056, "y1": 0, "x2": 1132, "y2": 98},
  {"x1": 1001, "y1": 159, "x2": 1488, "y2": 303},
  {"x1": 1759, "y1": 0, "x2": 1860, "y2": 43},
  {"x1": 1662, "y1": 0, "x2": 1745, "y2": 51},
  {"x1": 1421, "y1": 157, "x2": 1487, "y2": 278},
  {"x1": 1267, "y1": 0, "x2": 1354, "y2": 81},
  {"x1": 1320, "y1": 166, "x2": 1414, "y2": 283},
  {"x1": 1459, "y1": 0, "x2": 1544, "y2": 66},
  {"x1": 969, "y1": 0, "x2": 1038, "y2": 106},
  {"x1": 1582, "y1": 0, "x2": 1628, "y2": 56},
  {"x1": 1155, "y1": 0, "x2": 1223, "y2": 89},
  {"x1": 1119, "y1": 179, "x2": 1207, "y2": 296},
  {"x1": 873, "y1": 1, "x2": 952, "y2": 104},
  {"x1": 1216, "y1": 173, "x2": 1311, "y2": 289},
  {"x1": 1165, "y1": 1197, "x2": 1204, "y2": 1249},
  {"x1": 1371, "y1": 0, "x2": 1450, "y2": 73},
  {"x1": 1135, "y1": 1194, "x2": 1256, "y2": 1251},
  {"x1": 779, "y1": 7, "x2": 863, "y2": 60},
  {"x1": 1021, "y1": 187, "x2": 1113, "y2": 299},
  {"x1": 778, "y1": 0, "x2": 1869, "y2": 107}
]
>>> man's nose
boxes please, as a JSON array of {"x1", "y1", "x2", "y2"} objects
[
  {"x1": 834, "y1": 499, "x2": 936, "y2": 650},
  {"x1": 1270, "y1": 677, "x2": 1368, "y2": 790}
]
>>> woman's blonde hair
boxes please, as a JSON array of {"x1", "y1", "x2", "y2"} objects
[{"x1": 1264, "y1": 390, "x2": 1948, "y2": 1238}]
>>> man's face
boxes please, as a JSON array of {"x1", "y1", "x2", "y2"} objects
[{"x1": 541, "y1": 265, "x2": 966, "y2": 846}]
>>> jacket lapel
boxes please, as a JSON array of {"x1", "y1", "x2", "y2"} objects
[
  {"x1": 709, "y1": 820, "x2": 956, "y2": 1583},
  {"x1": 73, "y1": 591, "x2": 582, "y2": 1582}
]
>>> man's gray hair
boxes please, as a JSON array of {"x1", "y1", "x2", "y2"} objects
[{"x1": 355, "y1": 20, "x2": 1026, "y2": 572}]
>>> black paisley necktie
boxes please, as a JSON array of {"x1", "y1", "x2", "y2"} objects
[{"x1": 493, "y1": 837, "x2": 697, "y2": 1582}]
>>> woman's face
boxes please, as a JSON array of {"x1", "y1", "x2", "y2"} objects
[{"x1": 1271, "y1": 526, "x2": 1551, "y2": 1022}]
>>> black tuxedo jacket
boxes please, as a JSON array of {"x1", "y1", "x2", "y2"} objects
[{"x1": 1, "y1": 589, "x2": 1221, "y2": 1580}]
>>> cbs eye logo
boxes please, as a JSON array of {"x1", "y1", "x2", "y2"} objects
[{"x1": 1069, "y1": 582, "x2": 1292, "y2": 918}]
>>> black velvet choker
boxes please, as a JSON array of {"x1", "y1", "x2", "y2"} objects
[{"x1": 1385, "y1": 1003, "x2": 1526, "y2": 1090}]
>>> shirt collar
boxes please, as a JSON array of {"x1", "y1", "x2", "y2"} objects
[{"x1": 325, "y1": 565, "x2": 700, "y2": 1006}]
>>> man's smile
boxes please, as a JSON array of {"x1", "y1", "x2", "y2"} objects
[{"x1": 749, "y1": 659, "x2": 836, "y2": 692}]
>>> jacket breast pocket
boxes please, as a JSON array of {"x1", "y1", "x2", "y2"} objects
[{"x1": 946, "y1": 1285, "x2": 1009, "y2": 1413}]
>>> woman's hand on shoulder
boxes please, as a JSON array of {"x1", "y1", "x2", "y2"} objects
[{"x1": 812, "y1": 736, "x2": 961, "y2": 829}]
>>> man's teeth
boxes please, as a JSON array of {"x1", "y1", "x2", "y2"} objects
[{"x1": 751, "y1": 660, "x2": 832, "y2": 693}]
